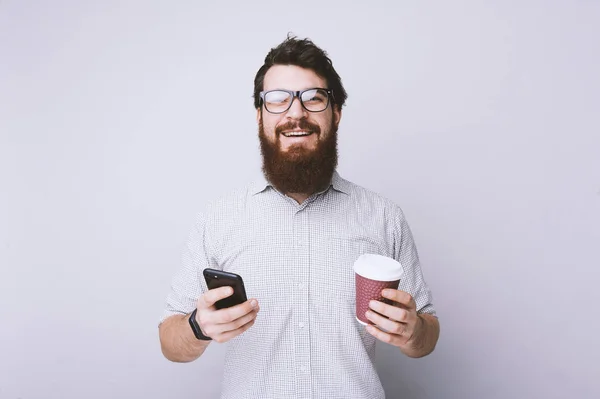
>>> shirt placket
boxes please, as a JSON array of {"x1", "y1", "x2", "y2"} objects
[{"x1": 293, "y1": 206, "x2": 312, "y2": 399}]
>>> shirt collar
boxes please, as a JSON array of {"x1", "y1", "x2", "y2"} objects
[
  {"x1": 250, "y1": 170, "x2": 351, "y2": 196},
  {"x1": 249, "y1": 173, "x2": 270, "y2": 195},
  {"x1": 330, "y1": 170, "x2": 352, "y2": 195}
]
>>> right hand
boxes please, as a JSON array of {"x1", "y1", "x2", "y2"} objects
[{"x1": 194, "y1": 286, "x2": 260, "y2": 343}]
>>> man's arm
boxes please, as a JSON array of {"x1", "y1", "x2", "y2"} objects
[
  {"x1": 159, "y1": 313, "x2": 211, "y2": 363},
  {"x1": 159, "y1": 286, "x2": 260, "y2": 362}
]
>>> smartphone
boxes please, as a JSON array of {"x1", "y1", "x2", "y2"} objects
[{"x1": 203, "y1": 268, "x2": 248, "y2": 309}]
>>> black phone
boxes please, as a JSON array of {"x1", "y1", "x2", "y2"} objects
[{"x1": 203, "y1": 268, "x2": 248, "y2": 309}]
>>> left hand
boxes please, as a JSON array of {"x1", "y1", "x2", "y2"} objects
[{"x1": 364, "y1": 289, "x2": 423, "y2": 348}]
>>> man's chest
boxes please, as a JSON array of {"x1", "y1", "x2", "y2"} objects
[{"x1": 214, "y1": 205, "x2": 393, "y2": 311}]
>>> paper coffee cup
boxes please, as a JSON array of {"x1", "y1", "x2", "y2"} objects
[{"x1": 353, "y1": 254, "x2": 404, "y2": 326}]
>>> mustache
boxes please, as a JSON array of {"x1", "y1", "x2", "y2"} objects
[{"x1": 275, "y1": 120, "x2": 321, "y2": 136}]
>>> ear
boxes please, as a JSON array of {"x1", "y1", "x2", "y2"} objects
[
  {"x1": 256, "y1": 107, "x2": 261, "y2": 124},
  {"x1": 333, "y1": 105, "x2": 342, "y2": 127}
]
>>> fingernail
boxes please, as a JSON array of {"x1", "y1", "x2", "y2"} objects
[{"x1": 250, "y1": 299, "x2": 258, "y2": 308}]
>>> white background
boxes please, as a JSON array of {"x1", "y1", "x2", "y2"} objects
[{"x1": 1, "y1": 1, "x2": 599, "y2": 398}]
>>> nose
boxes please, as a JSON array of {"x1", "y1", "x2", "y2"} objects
[{"x1": 286, "y1": 95, "x2": 308, "y2": 120}]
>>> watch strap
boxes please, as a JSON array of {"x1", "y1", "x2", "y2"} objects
[{"x1": 189, "y1": 308, "x2": 212, "y2": 341}]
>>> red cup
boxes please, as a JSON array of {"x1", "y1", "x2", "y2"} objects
[{"x1": 353, "y1": 254, "x2": 404, "y2": 326}]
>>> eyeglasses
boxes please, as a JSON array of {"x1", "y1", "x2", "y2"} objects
[{"x1": 259, "y1": 88, "x2": 333, "y2": 114}]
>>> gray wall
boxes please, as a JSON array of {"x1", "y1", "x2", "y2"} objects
[{"x1": 2, "y1": 1, "x2": 599, "y2": 398}]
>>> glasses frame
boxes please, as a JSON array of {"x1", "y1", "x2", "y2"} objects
[{"x1": 259, "y1": 88, "x2": 334, "y2": 114}]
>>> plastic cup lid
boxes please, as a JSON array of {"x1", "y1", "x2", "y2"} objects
[{"x1": 353, "y1": 253, "x2": 404, "y2": 281}]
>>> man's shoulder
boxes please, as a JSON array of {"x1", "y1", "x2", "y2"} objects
[
  {"x1": 341, "y1": 175, "x2": 405, "y2": 214},
  {"x1": 203, "y1": 179, "x2": 263, "y2": 214}
]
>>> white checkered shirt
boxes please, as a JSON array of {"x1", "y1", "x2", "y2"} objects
[{"x1": 161, "y1": 171, "x2": 436, "y2": 399}]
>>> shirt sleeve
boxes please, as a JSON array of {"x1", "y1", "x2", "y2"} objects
[
  {"x1": 159, "y1": 212, "x2": 217, "y2": 325},
  {"x1": 393, "y1": 207, "x2": 437, "y2": 317}
]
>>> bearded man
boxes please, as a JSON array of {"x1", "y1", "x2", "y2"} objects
[{"x1": 159, "y1": 35, "x2": 440, "y2": 399}]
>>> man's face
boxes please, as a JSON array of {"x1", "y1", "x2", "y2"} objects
[
  {"x1": 257, "y1": 65, "x2": 341, "y2": 153},
  {"x1": 257, "y1": 65, "x2": 342, "y2": 194}
]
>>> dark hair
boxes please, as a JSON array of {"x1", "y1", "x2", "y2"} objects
[{"x1": 253, "y1": 34, "x2": 347, "y2": 111}]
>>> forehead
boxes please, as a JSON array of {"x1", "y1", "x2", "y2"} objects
[{"x1": 263, "y1": 65, "x2": 327, "y2": 91}]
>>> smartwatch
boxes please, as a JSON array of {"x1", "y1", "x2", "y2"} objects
[{"x1": 189, "y1": 308, "x2": 212, "y2": 341}]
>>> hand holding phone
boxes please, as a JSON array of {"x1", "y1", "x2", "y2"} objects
[
  {"x1": 203, "y1": 268, "x2": 248, "y2": 309},
  {"x1": 193, "y1": 268, "x2": 259, "y2": 343}
]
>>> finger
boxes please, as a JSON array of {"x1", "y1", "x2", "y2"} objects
[
  {"x1": 365, "y1": 309, "x2": 409, "y2": 337},
  {"x1": 382, "y1": 289, "x2": 416, "y2": 310},
  {"x1": 218, "y1": 306, "x2": 259, "y2": 334},
  {"x1": 365, "y1": 324, "x2": 403, "y2": 346},
  {"x1": 203, "y1": 307, "x2": 258, "y2": 338},
  {"x1": 212, "y1": 316, "x2": 257, "y2": 344},
  {"x1": 198, "y1": 286, "x2": 234, "y2": 309},
  {"x1": 210, "y1": 299, "x2": 259, "y2": 325},
  {"x1": 369, "y1": 300, "x2": 411, "y2": 323}
]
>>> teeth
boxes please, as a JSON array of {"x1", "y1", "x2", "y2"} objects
[{"x1": 283, "y1": 131, "x2": 311, "y2": 137}]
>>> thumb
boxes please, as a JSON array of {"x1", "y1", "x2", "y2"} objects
[{"x1": 197, "y1": 286, "x2": 234, "y2": 309}]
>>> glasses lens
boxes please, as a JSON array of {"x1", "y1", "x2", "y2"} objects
[
  {"x1": 264, "y1": 90, "x2": 291, "y2": 113},
  {"x1": 300, "y1": 89, "x2": 329, "y2": 112}
]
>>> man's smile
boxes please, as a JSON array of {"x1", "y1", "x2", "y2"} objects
[{"x1": 281, "y1": 130, "x2": 314, "y2": 137}]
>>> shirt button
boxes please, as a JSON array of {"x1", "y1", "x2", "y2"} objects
[
  {"x1": 300, "y1": 366, "x2": 307, "y2": 372},
  {"x1": 298, "y1": 282, "x2": 304, "y2": 290},
  {"x1": 298, "y1": 322, "x2": 305, "y2": 329}
]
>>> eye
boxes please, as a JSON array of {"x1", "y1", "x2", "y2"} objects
[
  {"x1": 265, "y1": 91, "x2": 290, "y2": 104},
  {"x1": 301, "y1": 89, "x2": 326, "y2": 103}
]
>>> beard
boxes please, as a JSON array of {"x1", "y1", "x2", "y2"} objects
[{"x1": 258, "y1": 115, "x2": 338, "y2": 195}]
